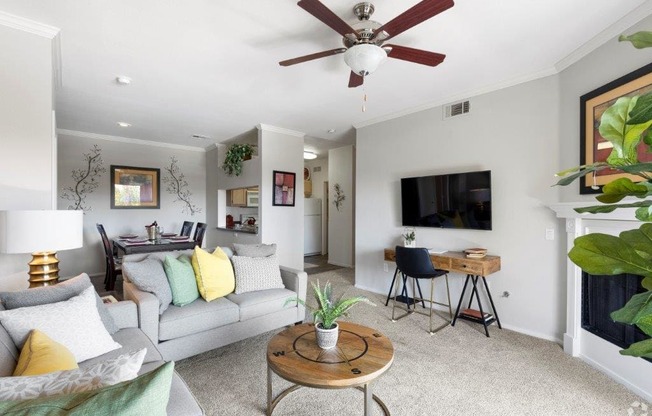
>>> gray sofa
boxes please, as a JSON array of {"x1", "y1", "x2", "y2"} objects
[
  {"x1": 0, "y1": 299, "x2": 203, "y2": 415},
  {"x1": 122, "y1": 248, "x2": 308, "y2": 361}
]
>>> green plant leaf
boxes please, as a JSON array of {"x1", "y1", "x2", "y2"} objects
[
  {"x1": 619, "y1": 338, "x2": 652, "y2": 358},
  {"x1": 619, "y1": 31, "x2": 652, "y2": 49},
  {"x1": 568, "y1": 233, "x2": 652, "y2": 278},
  {"x1": 618, "y1": 162, "x2": 652, "y2": 174},
  {"x1": 636, "y1": 205, "x2": 652, "y2": 221},
  {"x1": 574, "y1": 200, "x2": 652, "y2": 215},
  {"x1": 599, "y1": 96, "x2": 652, "y2": 165},
  {"x1": 643, "y1": 277, "x2": 652, "y2": 291},
  {"x1": 627, "y1": 91, "x2": 652, "y2": 125},
  {"x1": 595, "y1": 178, "x2": 649, "y2": 203},
  {"x1": 553, "y1": 164, "x2": 608, "y2": 186},
  {"x1": 620, "y1": 224, "x2": 652, "y2": 259},
  {"x1": 611, "y1": 291, "x2": 652, "y2": 324}
]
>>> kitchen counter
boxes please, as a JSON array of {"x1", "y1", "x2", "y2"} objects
[{"x1": 216, "y1": 226, "x2": 258, "y2": 235}]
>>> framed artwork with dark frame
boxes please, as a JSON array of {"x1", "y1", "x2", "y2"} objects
[
  {"x1": 579, "y1": 62, "x2": 652, "y2": 194},
  {"x1": 273, "y1": 170, "x2": 296, "y2": 207},
  {"x1": 110, "y1": 165, "x2": 160, "y2": 209}
]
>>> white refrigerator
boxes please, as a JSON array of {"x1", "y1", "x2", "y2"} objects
[{"x1": 304, "y1": 198, "x2": 322, "y2": 255}]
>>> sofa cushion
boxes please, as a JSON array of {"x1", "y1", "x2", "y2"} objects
[
  {"x1": 80, "y1": 327, "x2": 162, "y2": 369},
  {"x1": 158, "y1": 297, "x2": 239, "y2": 341},
  {"x1": 191, "y1": 247, "x2": 235, "y2": 301},
  {"x1": 233, "y1": 243, "x2": 276, "y2": 257},
  {"x1": 164, "y1": 255, "x2": 200, "y2": 307},
  {"x1": 0, "y1": 287, "x2": 121, "y2": 363},
  {"x1": 227, "y1": 288, "x2": 297, "y2": 321},
  {"x1": 0, "y1": 273, "x2": 118, "y2": 334},
  {"x1": 137, "y1": 361, "x2": 205, "y2": 416},
  {"x1": 122, "y1": 257, "x2": 173, "y2": 314},
  {"x1": 0, "y1": 348, "x2": 147, "y2": 401},
  {"x1": 0, "y1": 360, "x2": 173, "y2": 416},
  {"x1": 14, "y1": 330, "x2": 78, "y2": 376},
  {"x1": 232, "y1": 255, "x2": 285, "y2": 295}
]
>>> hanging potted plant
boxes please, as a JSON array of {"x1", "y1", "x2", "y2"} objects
[
  {"x1": 286, "y1": 281, "x2": 374, "y2": 349},
  {"x1": 223, "y1": 144, "x2": 254, "y2": 176}
]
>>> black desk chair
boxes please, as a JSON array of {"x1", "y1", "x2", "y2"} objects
[
  {"x1": 194, "y1": 222, "x2": 207, "y2": 248},
  {"x1": 96, "y1": 223, "x2": 122, "y2": 291},
  {"x1": 180, "y1": 221, "x2": 194, "y2": 237},
  {"x1": 391, "y1": 246, "x2": 453, "y2": 334}
]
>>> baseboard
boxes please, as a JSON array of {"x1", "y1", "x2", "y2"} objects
[
  {"x1": 328, "y1": 260, "x2": 353, "y2": 268},
  {"x1": 580, "y1": 354, "x2": 652, "y2": 403}
]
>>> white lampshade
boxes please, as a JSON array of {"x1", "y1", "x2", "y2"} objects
[
  {"x1": 0, "y1": 210, "x2": 83, "y2": 254},
  {"x1": 344, "y1": 44, "x2": 387, "y2": 76}
]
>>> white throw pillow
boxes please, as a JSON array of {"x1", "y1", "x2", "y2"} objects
[
  {"x1": 232, "y1": 254, "x2": 285, "y2": 295},
  {"x1": 0, "y1": 286, "x2": 121, "y2": 363},
  {"x1": 0, "y1": 348, "x2": 147, "y2": 400}
]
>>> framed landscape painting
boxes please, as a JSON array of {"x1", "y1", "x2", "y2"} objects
[
  {"x1": 273, "y1": 170, "x2": 296, "y2": 207},
  {"x1": 111, "y1": 165, "x2": 160, "y2": 209},
  {"x1": 579, "y1": 62, "x2": 652, "y2": 194}
]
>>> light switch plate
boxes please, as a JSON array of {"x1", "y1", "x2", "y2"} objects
[{"x1": 545, "y1": 228, "x2": 555, "y2": 241}]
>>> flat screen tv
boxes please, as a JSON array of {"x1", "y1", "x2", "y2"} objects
[{"x1": 401, "y1": 170, "x2": 491, "y2": 230}]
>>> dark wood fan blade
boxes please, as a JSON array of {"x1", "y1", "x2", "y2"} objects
[
  {"x1": 279, "y1": 48, "x2": 346, "y2": 66},
  {"x1": 385, "y1": 44, "x2": 445, "y2": 66},
  {"x1": 298, "y1": 0, "x2": 357, "y2": 37},
  {"x1": 372, "y1": 0, "x2": 454, "y2": 41},
  {"x1": 348, "y1": 71, "x2": 364, "y2": 88}
]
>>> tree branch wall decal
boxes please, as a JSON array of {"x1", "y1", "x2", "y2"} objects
[
  {"x1": 61, "y1": 144, "x2": 105, "y2": 212},
  {"x1": 162, "y1": 156, "x2": 201, "y2": 215}
]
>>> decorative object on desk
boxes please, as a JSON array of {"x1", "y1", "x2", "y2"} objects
[
  {"x1": 0, "y1": 210, "x2": 83, "y2": 287},
  {"x1": 273, "y1": 170, "x2": 296, "y2": 207},
  {"x1": 111, "y1": 165, "x2": 160, "y2": 209},
  {"x1": 163, "y1": 156, "x2": 202, "y2": 215},
  {"x1": 332, "y1": 183, "x2": 345, "y2": 211},
  {"x1": 61, "y1": 144, "x2": 105, "y2": 212},
  {"x1": 285, "y1": 280, "x2": 374, "y2": 349},
  {"x1": 222, "y1": 143, "x2": 254, "y2": 176},
  {"x1": 402, "y1": 227, "x2": 416, "y2": 247},
  {"x1": 145, "y1": 221, "x2": 159, "y2": 241},
  {"x1": 464, "y1": 247, "x2": 487, "y2": 258}
]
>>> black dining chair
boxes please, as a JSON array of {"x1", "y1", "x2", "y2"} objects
[
  {"x1": 180, "y1": 221, "x2": 194, "y2": 237},
  {"x1": 96, "y1": 223, "x2": 122, "y2": 291},
  {"x1": 194, "y1": 222, "x2": 207, "y2": 248},
  {"x1": 391, "y1": 246, "x2": 453, "y2": 334}
]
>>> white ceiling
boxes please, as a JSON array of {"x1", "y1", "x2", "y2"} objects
[{"x1": 1, "y1": 0, "x2": 650, "y2": 151}]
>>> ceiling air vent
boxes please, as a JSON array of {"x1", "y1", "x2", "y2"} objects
[{"x1": 443, "y1": 100, "x2": 470, "y2": 120}]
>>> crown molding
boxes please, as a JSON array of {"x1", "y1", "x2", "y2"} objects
[
  {"x1": 554, "y1": 1, "x2": 652, "y2": 72},
  {"x1": 0, "y1": 11, "x2": 59, "y2": 38},
  {"x1": 353, "y1": 66, "x2": 557, "y2": 129},
  {"x1": 57, "y1": 129, "x2": 207, "y2": 152},
  {"x1": 257, "y1": 123, "x2": 305, "y2": 138}
]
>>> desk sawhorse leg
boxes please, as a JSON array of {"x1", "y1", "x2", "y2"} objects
[
  {"x1": 451, "y1": 274, "x2": 502, "y2": 337},
  {"x1": 384, "y1": 267, "x2": 425, "y2": 309}
]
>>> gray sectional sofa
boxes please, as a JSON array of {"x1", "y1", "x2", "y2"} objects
[{"x1": 122, "y1": 248, "x2": 308, "y2": 361}]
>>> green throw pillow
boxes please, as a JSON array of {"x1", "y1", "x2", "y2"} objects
[
  {"x1": 164, "y1": 255, "x2": 200, "y2": 306},
  {"x1": 0, "y1": 361, "x2": 174, "y2": 416}
]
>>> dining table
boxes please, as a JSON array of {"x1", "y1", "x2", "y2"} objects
[{"x1": 113, "y1": 235, "x2": 198, "y2": 256}]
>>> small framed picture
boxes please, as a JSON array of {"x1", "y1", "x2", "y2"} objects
[
  {"x1": 111, "y1": 165, "x2": 160, "y2": 209},
  {"x1": 273, "y1": 170, "x2": 296, "y2": 207}
]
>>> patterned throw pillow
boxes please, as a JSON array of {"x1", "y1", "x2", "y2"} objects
[
  {"x1": 0, "y1": 287, "x2": 121, "y2": 363},
  {"x1": 191, "y1": 247, "x2": 235, "y2": 301},
  {"x1": 163, "y1": 255, "x2": 200, "y2": 307},
  {"x1": 0, "y1": 348, "x2": 147, "y2": 400},
  {"x1": 233, "y1": 243, "x2": 276, "y2": 257},
  {"x1": 14, "y1": 330, "x2": 78, "y2": 376},
  {"x1": 231, "y1": 254, "x2": 285, "y2": 295},
  {"x1": 122, "y1": 257, "x2": 173, "y2": 314}
]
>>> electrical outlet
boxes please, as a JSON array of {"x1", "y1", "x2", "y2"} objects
[
  {"x1": 383, "y1": 263, "x2": 388, "y2": 272},
  {"x1": 545, "y1": 228, "x2": 554, "y2": 241}
]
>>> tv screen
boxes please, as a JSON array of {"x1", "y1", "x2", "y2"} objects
[{"x1": 401, "y1": 170, "x2": 491, "y2": 230}]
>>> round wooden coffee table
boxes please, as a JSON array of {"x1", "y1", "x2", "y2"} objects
[{"x1": 266, "y1": 322, "x2": 394, "y2": 415}]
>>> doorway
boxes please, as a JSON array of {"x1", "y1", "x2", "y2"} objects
[{"x1": 322, "y1": 181, "x2": 329, "y2": 255}]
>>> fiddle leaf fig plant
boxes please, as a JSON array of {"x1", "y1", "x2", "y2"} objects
[
  {"x1": 555, "y1": 35, "x2": 652, "y2": 358},
  {"x1": 223, "y1": 143, "x2": 254, "y2": 176}
]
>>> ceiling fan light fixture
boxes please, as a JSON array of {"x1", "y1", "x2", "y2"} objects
[
  {"x1": 344, "y1": 44, "x2": 387, "y2": 76},
  {"x1": 304, "y1": 151, "x2": 317, "y2": 160}
]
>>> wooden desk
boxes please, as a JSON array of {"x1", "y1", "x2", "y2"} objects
[{"x1": 384, "y1": 248, "x2": 502, "y2": 337}]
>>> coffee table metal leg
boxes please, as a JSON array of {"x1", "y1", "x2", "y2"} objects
[{"x1": 364, "y1": 383, "x2": 371, "y2": 415}]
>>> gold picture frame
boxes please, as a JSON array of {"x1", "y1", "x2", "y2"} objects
[{"x1": 110, "y1": 165, "x2": 160, "y2": 209}]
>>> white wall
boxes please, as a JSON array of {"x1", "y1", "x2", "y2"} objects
[
  {"x1": 259, "y1": 125, "x2": 304, "y2": 270},
  {"x1": 356, "y1": 76, "x2": 563, "y2": 341},
  {"x1": 0, "y1": 24, "x2": 56, "y2": 291},
  {"x1": 56, "y1": 133, "x2": 206, "y2": 278},
  {"x1": 329, "y1": 145, "x2": 355, "y2": 268}
]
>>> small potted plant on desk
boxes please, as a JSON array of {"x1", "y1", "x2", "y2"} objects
[
  {"x1": 403, "y1": 228, "x2": 416, "y2": 247},
  {"x1": 286, "y1": 281, "x2": 374, "y2": 349}
]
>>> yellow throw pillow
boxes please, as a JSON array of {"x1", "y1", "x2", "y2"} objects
[
  {"x1": 191, "y1": 247, "x2": 235, "y2": 301},
  {"x1": 13, "y1": 329, "x2": 78, "y2": 376}
]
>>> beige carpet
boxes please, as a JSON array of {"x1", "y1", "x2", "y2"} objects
[{"x1": 176, "y1": 268, "x2": 644, "y2": 415}]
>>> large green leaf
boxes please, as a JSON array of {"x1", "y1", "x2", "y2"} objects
[
  {"x1": 569, "y1": 233, "x2": 652, "y2": 278},
  {"x1": 618, "y1": 163, "x2": 652, "y2": 174},
  {"x1": 611, "y1": 291, "x2": 652, "y2": 324},
  {"x1": 636, "y1": 205, "x2": 652, "y2": 221},
  {"x1": 620, "y1": 224, "x2": 652, "y2": 258},
  {"x1": 628, "y1": 91, "x2": 652, "y2": 125},
  {"x1": 574, "y1": 200, "x2": 652, "y2": 215},
  {"x1": 619, "y1": 338, "x2": 652, "y2": 358},
  {"x1": 599, "y1": 96, "x2": 652, "y2": 165},
  {"x1": 595, "y1": 178, "x2": 650, "y2": 203},
  {"x1": 553, "y1": 164, "x2": 607, "y2": 186},
  {"x1": 619, "y1": 31, "x2": 652, "y2": 49}
]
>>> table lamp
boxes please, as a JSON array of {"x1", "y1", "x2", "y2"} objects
[{"x1": 0, "y1": 210, "x2": 84, "y2": 288}]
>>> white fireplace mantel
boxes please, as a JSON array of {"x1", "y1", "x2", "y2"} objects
[{"x1": 549, "y1": 201, "x2": 650, "y2": 401}]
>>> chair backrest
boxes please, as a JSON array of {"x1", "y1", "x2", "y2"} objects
[
  {"x1": 180, "y1": 221, "x2": 194, "y2": 237},
  {"x1": 395, "y1": 246, "x2": 436, "y2": 276},
  {"x1": 194, "y1": 222, "x2": 207, "y2": 248},
  {"x1": 96, "y1": 223, "x2": 116, "y2": 268}
]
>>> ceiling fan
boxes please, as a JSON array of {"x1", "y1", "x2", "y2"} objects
[{"x1": 280, "y1": 0, "x2": 454, "y2": 88}]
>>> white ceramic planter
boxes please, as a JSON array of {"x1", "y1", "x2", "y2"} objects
[
  {"x1": 315, "y1": 322, "x2": 339, "y2": 349},
  {"x1": 403, "y1": 239, "x2": 416, "y2": 248}
]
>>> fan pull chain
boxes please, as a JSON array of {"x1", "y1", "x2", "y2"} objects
[{"x1": 362, "y1": 83, "x2": 367, "y2": 113}]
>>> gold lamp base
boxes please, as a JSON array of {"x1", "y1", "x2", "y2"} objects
[{"x1": 28, "y1": 251, "x2": 60, "y2": 288}]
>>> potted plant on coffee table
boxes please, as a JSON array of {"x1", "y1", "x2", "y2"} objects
[{"x1": 286, "y1": 281, "x2": 374, "y2": 349}]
